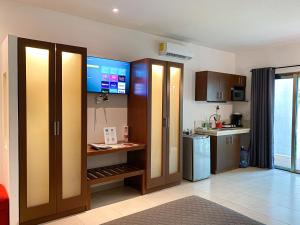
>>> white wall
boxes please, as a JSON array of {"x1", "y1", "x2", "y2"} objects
[
  {"x1": 0, "y1": 0, "x2": 236, "y2": 223},
  {"x1": 0, "y1": 36, "x2": 9, "y2": 195},
  {"x1": 0, "y1": 0, "x2": 236, "y2": 134},
  {"x1": 235, "y1": 41, "x2": 300, "y2": 120},
  {"x1": 0, "y1": 35, "x2": 19, "y2": 225}
]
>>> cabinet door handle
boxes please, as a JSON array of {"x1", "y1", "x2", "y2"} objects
[
  {"x1": 54, "y1": 122, "x2": 57, "y2": 136},
  {"x1": 221, "y1": 92, "x2": 223, "y2": 100},
  {"x1": 57, "y1": 121, "x2": 60, "y2": 136},
  {"x1": 163, "y1": 118, "x2": 168, "y2": 127}
]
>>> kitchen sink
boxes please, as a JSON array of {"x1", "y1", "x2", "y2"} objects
[{"x1": 211, "y1": 127, "x2": 239, "y2": 131}]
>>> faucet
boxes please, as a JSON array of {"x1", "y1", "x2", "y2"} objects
[
  {"x1": 208, "y1": 114, "x2": 218, "y2": 129},
  {"x1": 208, "y1": 105, "x2": 221, "y2": 129}
]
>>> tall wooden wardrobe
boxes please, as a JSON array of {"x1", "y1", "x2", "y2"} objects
[
  {"x1": 18, "y1": 38, "x2": 87, "y2": 225},
  {"x1": 128, "y1": 59, "x2": 183, "y2": 192}
]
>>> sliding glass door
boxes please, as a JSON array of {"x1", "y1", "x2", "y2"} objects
[
  {"x1": 274, "y1": 77, "x2": 293, "y2": 170},
  {"x1": 274, "y1": 74, "x2": 300, "y2": 173},
  {"x1": 295, "y1": 77, "x2": 300, "y2": 172}
]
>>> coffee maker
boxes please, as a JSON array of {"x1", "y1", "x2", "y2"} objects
[{"x1": 231, "y1": 113, "x2": 243, "y2": 127}]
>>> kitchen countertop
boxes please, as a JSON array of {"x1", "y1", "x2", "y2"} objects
[{"x1": 195, "y1": 127, "x2": 250, "y2": 136}]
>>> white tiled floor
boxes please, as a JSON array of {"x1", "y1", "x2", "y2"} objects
[{"x1": 45, "y1": 168, "x2": 300, "y2": 225}]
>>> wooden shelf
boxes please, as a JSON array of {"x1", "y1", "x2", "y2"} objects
[
  {"x1": 87, "y1": 143, "x2": 146, "y2": 156},
  {"x1": 87, "y1": 164, "x2": 144, "y2": 185}
]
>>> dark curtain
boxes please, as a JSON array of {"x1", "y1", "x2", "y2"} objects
[{"x1": 250, "y1": 68, "x2": 275, "y2": 169}]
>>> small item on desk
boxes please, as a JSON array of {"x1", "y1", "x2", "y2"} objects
[
  {"x1": 90, "y1": 144, "x2": 112, "y2": 150},
  {"x1": 123, "y1": 126, "x2": 129, "y2": 143},
  {"x1": 104, "y1": 127, "x2": 118, "y2": 144}
]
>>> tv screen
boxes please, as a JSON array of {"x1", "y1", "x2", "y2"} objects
[{"x1": 87, "y1": 56, "x2": 130, "y2": 94}]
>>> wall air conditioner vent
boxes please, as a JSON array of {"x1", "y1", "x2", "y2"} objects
[{"x1": 159, "y1": 42, "x2": 193, "y2": 60}]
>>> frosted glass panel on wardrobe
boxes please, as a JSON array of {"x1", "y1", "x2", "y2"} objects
[
  {"x1": 169, "y1": 67, "x2": 181, "y2": 174},
  {"x1": 61, "y1": 52, "x2": 82, "y2": 199},
  {"x1": 151, "y1": 65, "x2": 164, "y2": 179},
  {"x1": 25, "y1": 47, "x2": 50, "y2": 207}
]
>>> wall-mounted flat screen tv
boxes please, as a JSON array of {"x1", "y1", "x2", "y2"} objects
[{"x1": 87, "y1": 56, "x2": 130, "y2": 94}]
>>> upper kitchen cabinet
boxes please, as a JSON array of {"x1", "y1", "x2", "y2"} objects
[
  {"x1": 231, "y1": 75, "x2": 246, "y2": 87},
  {"x1": 195, "y1": 71, "x2": 246, "y2": 102}
]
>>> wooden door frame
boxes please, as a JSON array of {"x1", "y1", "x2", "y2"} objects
[
  {"x1": 165, "y1": 62, "x2": 183, "y2": 184},
  {"x1": 55, "y1": 44, "x2": 87, "y2": 212},
  {"x1": 146, "y1": 59, "x2": 167, "y2": 189},
  {"x1": 18, "y1": 38, "x2": 57, "y2": 223}
]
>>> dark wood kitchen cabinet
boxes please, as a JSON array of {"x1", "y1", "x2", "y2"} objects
[
  {"x1": 231, "y1": 75, "x2": 246, "y2": 87},
  {"x1": 195, "y1": 71, "x2": 246, "y2": 102},
  {"x1": 195, "y1": 71, "x2": 230, "y2": 102},
  {"x1": 210, "y1": 135, "x2": 240, "y2": 174}
]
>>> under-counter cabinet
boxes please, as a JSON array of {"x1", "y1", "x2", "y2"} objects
[
  {"x1": 128, "y1": 59, "x2": 183, "y2": 192},
  {"x1": 195, "y1": 71, "x2": 246, "y2": 102},
  {"x1": 210, "y1": 135, "x2": 240, "y2": 174},
  {"x1": 18, "y1": 38, "x2": 87, "y2": 224}
]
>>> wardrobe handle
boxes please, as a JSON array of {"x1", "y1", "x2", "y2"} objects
[
  {"x1": 163, "y1": 118, "x2": 168, "y2": 127},
  {"x1": 216, "y1": 92, "x2": 219, "y2": 99},
  {"x1": 57, "y1": 121, "x2": 60, "y2": 136},
  {"x1": 54, "y1": 122, "x2": 57, "y2": 136}
]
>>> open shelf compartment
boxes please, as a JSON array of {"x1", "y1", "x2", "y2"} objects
[{"x1": 87, "y1": 163, "x2": 144, "y2": 185}]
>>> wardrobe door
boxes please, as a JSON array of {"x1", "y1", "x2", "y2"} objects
[
  {"x1": 18, "y1": 38, "x2": 56, "y2": 223},
  {"x1": 166, "y1": 62, "x2": 183, "y2": 184},
  {"x1": 147, "y1": 60, "x2": 167, "y2": 189},
  {"x1": 55, "y1": 44, "x2": 87, "y2": 212}
]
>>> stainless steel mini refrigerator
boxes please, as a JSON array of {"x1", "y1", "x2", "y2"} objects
[{"x1": 183, "y1": 135, "x2": 211, "y2": 181}]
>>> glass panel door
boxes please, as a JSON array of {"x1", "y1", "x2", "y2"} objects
[
  {"x1": 61, "y1": 51, "x2": 82, "y2": 199},
  {"x1": 274, "y1": 78, "x2": 293, "y2": 170},
  {"x1": 295, "y1": 76, "x2": 300, "y2": 172},
  {"x1": 56, "y1": 45, "x2": 87, "y2": 212},
  {"x1": 274, "y1": 74, "x2": 300, "y2": 174},
  {"x1": 168, "y1": 66, "x2": 181, "y2": 175},
  {"x1": 150, "y1": 64, "x2": 164, "y2": 179},
  {"x1": 25, "y1": 47, "x2": 51, "y2": 207},
  {"x1": 18, "y1": 38, "x2": 56, "y2": 223}
]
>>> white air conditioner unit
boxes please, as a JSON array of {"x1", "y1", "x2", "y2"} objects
[{"x1": 159, "y1": 42, "x2": 193, "y2": 60}]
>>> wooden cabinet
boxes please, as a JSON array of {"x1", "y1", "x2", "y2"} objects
[
  {"x1": 219, "y1": 73, "x2": 232, "y2": 101},
  {"x1": 18, "y1": 38, "x2": 87, "y2": 224},
  {"x1": 195, "y1": 71, "x2": 246, "y2": 102},
  {"x1": 231, "y1": 75, "x2": 246, "y2": 87},
  {"x1": 210, "y1": 135, "x2": 240, "y2": 174},
  {"x1": 206, "y1": 72, "x2": 220, "y2": 102},
  {"x1": 128, "y1": 59, "x2": 183, "y2": 192}
]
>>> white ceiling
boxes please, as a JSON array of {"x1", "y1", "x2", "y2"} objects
[{"x1": 15, "y1": 0, "x2": 300, "y2": 51}]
